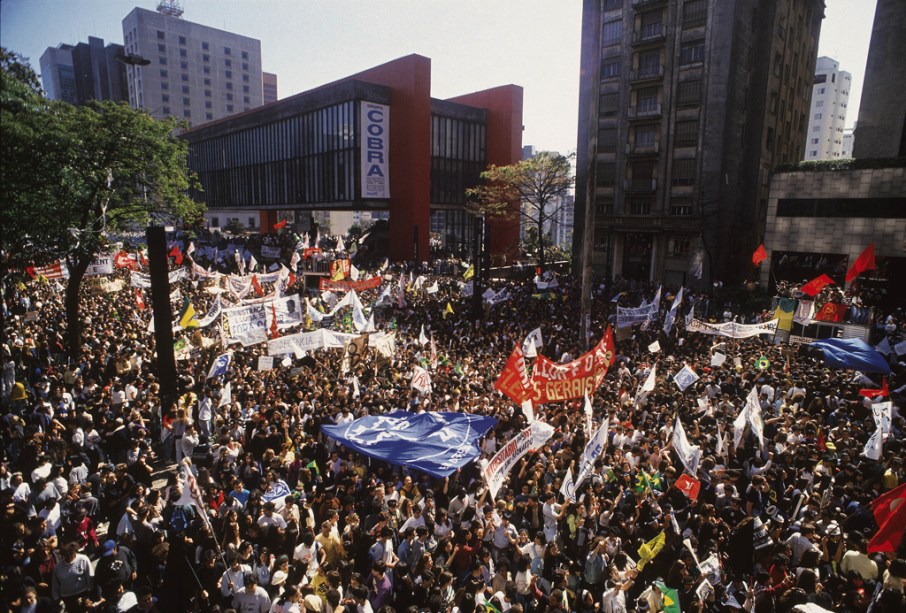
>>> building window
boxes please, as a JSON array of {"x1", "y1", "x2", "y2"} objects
[
  {"x1": 161, "y1": 82, "x2": 169, "y2": 90},
  {"x1": 603, "y1": 20, "x2": 622, "y2": 45},
  {"x1": 205, "y1": 100, "x2": 212, "y2": 109},
  {"x1": 157, "y1": 30, "x2": 165, "y2": 39},
  {"x1": 635, "y1": 125, "x2": 657, "y2": 149},
  {"x1": 675, "y1": 120, "x2": 698, "y2": 146},
  {"x1": 683, "y1": 0, "x2": 707, "y2": 28},
  {"x1": 224, "y1": 47, "x2": 231, "y2": 55},
  {"x1": 203, "y1": 54, "x2": 210, "y2": 62},
  {"x1": 182, "y1": 85, "x2": 190, "y2": 93},
  {"x1": 242, "y1": 74, "x2": 250, "y2": 82},
  {"x1": 202, "y1": 41, "x2": 209, "y2": 50},
  {"x1": 815, "y1": 100, "x2": 824, "y2": 107},
  {"x1": 180, "y1": 61, "x2": 188, "y2": 70},
  {"x1": 766, "y1": 127, "x2": 775, "y2": 150},
  {"x1": 601, "y1": 60, "x2": 620, "y2": 80},
  {"x1": 182, "y1": 97, "x2": 190, "y2": 106},
  {"x1": 225, "y1": 59, "x2": 232, "y2": 68},
  {"x1": 225, "y1": 70, "x2": 232, "y2": 79},
  {"x1": 676, "y1": 79, "x2": 701, "y2": 106},
  {"x1": 600, "y1": 92, "x2": 619, "y2": 117},
  {"x1": 814, "y1": 74, "x2": 827, "y2": 84},
  {"x1": 206, "y1": 113, "x2": 213, "y2": 120},
  {"x1": 226, "y1": 82, "x2": 233, "y2": 90},
  {"x1": 241, "y1": 50, "x2": 249, "y2": 60},
  {"x1": 210, "y1": 216, "x2": 219, "y2": 227},
  {"x1": 204, "y1": 78, "x2": 211, "y2": 86},
  {"x1": 243, "y1": 96, "x2": 250, "y2": 104},
  {"x1": 181, "y1": 74, "x2": 189, "y2": 82},
  {"x1": 162, "y1": 106, "x2": 170, "y2": 114},
  {"x1": 226, "y1": 93, "x2": 233, "y2": 101},
  {"x1": 680, "y1": 41, "x2": 705, "y2": 65},
  {"x1": 178, "y1": 35, "x2": 186, "y2": 45},
  {"x1": 810, "y1": 150, "x2": 818, "y2": 156},
  {"x1": 243, "y1": 85, "x2": 250, "y2": 93},
  {"x1": 159, "y1": 57, "x2": 167, "y2": 65},
  {"x1": 205, "y1": 89, "x2": 212, "y2": 97},
  {"x1": 161, "y1": 94, "x2": 170, "y2": 102},
  {"x1": 811, "y1": 138, "x2": 819, "y2": 144},
  {"x1": 812, "y1": 126, "x2": 820, "y2": 132},
  {"x1": 670, "y1": 201, "x2": 693, "y2": 216},
  {"x1": 636, "y1": 86, "x2": 658, "y2": 112},
  {"x1": 158, "y1": 43, "x2": 166, "y2": 53},
  {"x1": 672, "y1": 158, "x2": 695, "y2": 184},
  {"x1": 248, "y1": 217, "x2": 255, "y2": 227},
  {"x1": 629, "y1": 199, "x2": 652, "y2": 215},
  {"x1": 160, "y1": 69, "x2": 168, "y2": 78},
  {"x1": 182, "y1": 109, "x2": 190, "y2": 118},
  {"x1": 597, "y1": 162, "x2": 616, "y2": 186},
  {"x1": 814, "y1": 113, "x2": 822, "y2": 119},
  {"x1": 242, "y1": 62, "x2": 249, "y2": 71},
  {"x1": 774, "y1": 53, "x2": 782, "y2": 77},
  {"x1": 179, "y1": 48, "x2": 187, "y2": 58},
  {"x1": 598, "y1": 127, "x2": 618, "y2": 153},
  {"x1": 668, "y1": 238, "x2": 691, "y2": 256},
  {"x1": 203, "y1": 66, "x2": 210, "y2": 74},
  {"x1": 227, "y1": 104, "x2": 234, "y2": 112}
]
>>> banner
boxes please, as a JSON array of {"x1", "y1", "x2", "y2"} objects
[
  {"x1": 360, "y1": 101, "x2": 390, "y2": 199},
  {"x1": 114, "y1": 251, "x2": 139, "y2": 270},
  {"x1": 319, "y1": 275, "x2": 382, "y2": 293},
  {"x1": 266, "y1": 295, "x2": 304, "y2": 330},
  {"x1": 483, "y1": 421, "x2": 555, "y2": 498},
  {"x1": 411, "y1": 365, "x2": 433, "y2": 394},
  {"x1": 529, "y1": 326, "x2": 615, "y2": 404},
  {"x1": 686, "y1": 318, "x2": 778, "y2": 339},
  {"x1": 130, "y1": 268, "x2": 186, "y2": 288},
  {"x1": 322, "y1": 411, "x2": 496, "y2": 478},
  {"x1": 223, "y1": 303, "x2": 268, "y2": 346},
  {"x1": 340, "y1": 334, "x2": 368, "y2": 374},
  {"x1": 260, "y1": 245, "x2": 281, "y2": 259},
  {"x1": 494, "y1": 344, "x2": 532, "y2": 404},
  {"x1": 32, "y1": 260, "x2": 70, "y2": 279},
  {"x1": 85, "y1": 254, "x2": 114, "y2": 276}
]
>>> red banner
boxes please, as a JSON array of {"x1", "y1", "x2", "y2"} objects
[
  {"x1": 494, "y1": 344, "x2": 532, "y2": 404},
  {"x1": 529, "y1": 326, "x2": 615, "y2": 404},
  {"x1": 814, "y1": 302, "x2": 846, "y2": 323},
  {"x1": 302, "y1": 247, "x2": 322, "y2": 260},
  {"x1": 675, "y1": 473, "x2": 701, "y2": 501},
  {"x1": 114, "y1": 250, "x2": 140, "y2": 270},
  {"x1": 29, "y1": 261, "x2": 68, "y2": 279},
  {"x1": 800, "y1": 274, "x2": 834, "y2": 297},
  {"x1": 318, "y1": 276, "x2": 382, "y2": 293}
]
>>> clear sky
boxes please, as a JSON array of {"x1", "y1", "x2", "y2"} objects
[{"x1": 1, "y1": 0, "x2": 876, "y2": 153}]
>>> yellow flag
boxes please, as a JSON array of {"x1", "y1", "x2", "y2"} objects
[
  {"x1": 331, "y1": 267, "x2": 346, "y2": 281},
  {"x1": 637, "y1": 530, "x2": 666, "y2": 570},
  {"x1": 444, "y1": 302, "x2": 454, "y2": 319},
  {"x1": 178, "y1": 299, "x2": 200, "y2": 329},
  {"x1": 463, "y1": 264, "x2": 474, "y2": 281}
]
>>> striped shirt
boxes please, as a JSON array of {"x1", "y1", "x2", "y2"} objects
[{"x1": 52, "y1": 554, "x2": 93, "y2": 599}]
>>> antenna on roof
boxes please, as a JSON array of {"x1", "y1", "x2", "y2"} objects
[{"x1": 157, "y1": 0, "x2": 184, "y2": 18}]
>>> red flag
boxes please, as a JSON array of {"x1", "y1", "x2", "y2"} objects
[
  {"x1": 846, "y1": 243, "x2": 876, "y2": 283},
  {"x1": 752, "y1": 244, "x2": 767, "y2": 266},
  {"x1": 494, "y1": 344, "x2": 532, "y2": 404},
  {"x1": 287, "y1": 271, "x2": 296, "y2": 287},
  {"x1": 169, "y1": 245, "x2": 183, "y2": 266},
  {"x1": 800, "y1": 274, "x2": 834, "y2": 297},
  {"x1": 816, "y1": 428, "x2": 826, "y2": 451},
  {"x1": 251, "y1": 274, "x2": 264, "y2": 296},
  {"x1": 814, "y1": 302, "x2": 845, "y2": 323},
  {"x1": 859, "y1": 377, "x2": 888, "y2": 399},
  {"x1": 25, "y1": 266, "x2": 36, "y2": 279},
  {"x1": 138, "y1": 251, "x2": 148, "y2": 267},
  {"x1": 274, "y1": 219, "x2": 287, "y2": 230},
  {"x1": 135, "y1": 289, "x2": 146, "y2": 310},
  {"x1": 269, "y1": 302, "x2": 280, "y2": 339},
  {"x1": 675, "y1": 473, "x2": 701, "y2": 501},
  {"x1": 868, "y1": 482, "x2": 906, "y2": 553}
]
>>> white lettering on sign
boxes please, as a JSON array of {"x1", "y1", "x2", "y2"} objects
[{"x1": 360, "y1": 101, "x2": 390, "y2": 198}]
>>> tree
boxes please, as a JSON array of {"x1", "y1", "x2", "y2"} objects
[
  {"x1": 1, "y1": 48, "x2": 204, "y2": 357},
  {"x1": 466, "y1": 151, "x2": 574, "y2": 272}
]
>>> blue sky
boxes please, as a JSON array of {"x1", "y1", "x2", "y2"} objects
[{"x1": 1, "y1": 0, "x2": 876, "y2": 153}]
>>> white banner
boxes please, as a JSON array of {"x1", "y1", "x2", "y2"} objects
[
  {"x1": 85, "y1": 254, "x2": 114, "y2": 276},
  {"x1": 616, "y1": 302, "x2": 658, "y2": 328},
  {"x1": 223, "y1": 304, "x2": 268, "y2": 346},
  {"x1": 483, "y1": 421, "x2": 555, "y2": 499},
  {"x1": 360, "y1": 101, "x2": 390, "y2": 199},
  {"x1": 260, "y1": 245, "x2": 281, "y2": 259},
  {"x1": 130, "y1": 269, "x2": 187, "y2": 288},
  {"x1": 686, "y1": 319, "x2": 779, "y2": 339}
]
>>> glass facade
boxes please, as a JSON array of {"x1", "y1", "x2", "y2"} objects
[{"x1": 189, "y1": 100, "x2": 357, "y2": 207}]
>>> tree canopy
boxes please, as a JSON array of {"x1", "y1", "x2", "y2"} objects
[
  {"x1": 1, "y1": 48, "x2": 204, "y2": 355},
  {"x1": 466, "y1": 151, "x2": 574, "y2": 270}
]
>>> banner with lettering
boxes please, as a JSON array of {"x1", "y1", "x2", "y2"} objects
[
  {"x1": 529, "y1": 326, "x2": 615, "y2": 404},
  {"x1": 483, "y1": 421, "x2": 556, "y2": 498},
  {"x1": 223, "y1": 303, "x2": 268, "y2": 346},
  {"x1": 494, "y1": 344, "x2": 532, "y2": 404},
  {"x1": 319, "y1": 275, "x2": 382, "y2": 293},
  {"x1": 616, "y1": 302, "x2": 659, "y2": 328},
  {"x1": 686, "y1": 319, "x2": 778, "y2": 339},
  {"x1": 85, "y1": 254, "x2": 115, "y2": 276}
]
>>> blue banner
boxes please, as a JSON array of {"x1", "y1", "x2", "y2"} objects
[
  {"x1": 322, "y1": 411, "x2": 498, "y2": 478},
  {"x1": 810, "y1": 338, "x2": 891, "y2": 375}
]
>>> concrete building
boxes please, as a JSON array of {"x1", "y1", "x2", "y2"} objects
[
  {"x1": 41, "y1": 37, "x2": 128, "y2": 105},
  {"x1": 803, "y1": 57, "x2": 850, "y2": 161},
  {"x1": 841, "y1": 127, "x2": 854, "y2": 159},
  {"x1": 573, "y1": 0, "x2": 824, "y2": 285},
  {"x1": 181, "y1": 55, "x2": 523, "y2": 263},
  {"x1": 39, "y1": 44, "x2": 77, "y2": 104},
  {"x1": 121, "y1": 6, "x2": 264, "y2": 125},
  {"x1": 852, "y1": 0, "x2": 906, "y2": 159},
  {"x1": 263, "y1": 72, "x2": 278, "y2": 104}
]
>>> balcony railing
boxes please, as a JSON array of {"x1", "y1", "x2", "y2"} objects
[
  {"x1": 627, "y1": 103, "x2": 662, "y2": 118},
  {"x1": 600, "y1": 214, "x2": 702, "y2": 230},
  {"x1": 629, "y1": 65, "x2": 664, "y2": 82},
  {"x1": 632, "y1": 0, "x2": 668, "y2": 9},
  {"x1": 627, "y1": 141, "x2": 659, "y2": 155},
  {"x1": 624, "y1": 179, "x2": 657, "y2": 192},
  {"x1": 633, "y1": 24, "x2": 667, "y2": 44}
]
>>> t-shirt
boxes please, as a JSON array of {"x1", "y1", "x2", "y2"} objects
[{"x1": 233, "y1": 586, "x2": 271, "y2": 613}]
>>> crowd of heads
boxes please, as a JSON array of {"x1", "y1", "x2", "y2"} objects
[{"x1": 1, "y1": 230, "x2": 904, "y2": 613}]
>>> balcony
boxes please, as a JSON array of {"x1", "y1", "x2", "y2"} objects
[
  {"x1": 599, "y1": 214, "x2": 702, "y2": 231},
  {"x1": 626, "y1": 141, "x2": 659, "y2": 156},
  {"x1": 633, "y1": 24, "x2": 667, "y2": 45},
  {"x1": 632, "y1": 0, "x2": 668, "y2": 9},
  {"x1": 627, "y1": 103, "x2": 662, "y2": 119},
  {"x1": 629, "y1": 65, "x2": 664, "y2": 82},
  {"x1": 624, "y1": 178, "x2": 657, "y2": 192}
]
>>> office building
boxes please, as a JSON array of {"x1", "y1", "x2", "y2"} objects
[
  {"x1": 574, "y1": 0, "x2": 824, "y2": 284},
  {"x1": 852, "y1": 0, "x2": 906, "y2": 158},
  {"x1": 182, "y1": 55, "x2": 523, "y2": 263},
  {"x1": 841, "y1": 127, "x2": 854, "y2": 158},
  {"x1": 39, "y1": 45, "x2": 77, "y2": 104},
  {"x1": 40, "y1": 37, "x2": 128, "y2": 105},
  {"x1": 121, "y1": 6, "x2": 264, "y2": 125},
  {"x1": 263, "y1": 72, "x2": 278, "y2": 104},
  {"x1": 803, "y1": 57, "x2": 850, "y2": 161}
]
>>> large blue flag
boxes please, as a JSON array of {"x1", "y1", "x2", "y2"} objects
[
  {"x1": 322, "y1": 411, "x2": 497, "y2": 478},
  {"x1": 810, "y1": 338, "x2": 891, "y2": 374}
]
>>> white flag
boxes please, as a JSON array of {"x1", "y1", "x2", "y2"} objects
[
  {"x1": 732, "y1": 404, "x2": 748, "y2": 450},
  {"x1": 863, "y1": 427, "x2": 883, "y2": 460},
  {"x1": 523, "y1": 327, "x2": 543, "y2": 354},
  {"x1": 673, "y1": 364, "x2": 700, "y2": 391},
  {"x1": 523, "y1": 337, "x2": 538, "y2": 358},
  {"x1": 560, "y1": 466, "x2": 577, "y2": 503},
  {"x1": 693, "y1": 260, "x2": 703, "y2": 280},
  {"x1": 715, "y1": 423, "x2": 728, "y2": 463},
  {"x1": 648, "y1": 340, "x2": 661, "y2": 353},
  {"x1": 426, "y1": 281, "x2": 439, "y2": 295},
  {"x1": 418, "y1": 324, "x2": 429, "y2": 346},
  {"x1": 411, "y1": 365, "x2": 432, "y2": 394},
  {"x1": 685, "y1": 305, "x2": 695, "y2": 328},
  {"x1": 745, "y1": 387, "x2": 765, "y2": 449},
  {"x1": 248, "y1": 254, "x2": 258, "y2": 272},
  {"x1": 672, "y1": 416, "x2": 702, "y2": 475},
  {"x1": 640, "y1": 364, "x2": 657, "y2": 393},
  {"x1": 349, "y1": 262, "x2": 360, "y2": 281},
  {"x1": 521, "y1": 399, "x2": 535, "y2": 423},
  {"x1": 289, "y1": 251, "x2": 301, "y2": 270},
  {"x1": 218, "y1": 382, "x2": 232, "y2": 408},
  {"x1": 306, "y1": 298, "x2": 326, "y2": 323},
  {"x1": 336, "y1": 235, "x2": 346, "y2": 253},
  {"x1": 583, "y1": 393, "x2": 594, "y2": 438},
  {"x1": 352, "y1": 376, "x2": 361, "y2": 399},
  {"x1": 710, "y1": 352, "x2": 727, "y2": 367},
  {"x1": 663, "y1": 287, "x2": 683, "y2": 335},
  {"x1": 872, "y1": 401, "x2": 892, "y2": 434},
  {"x1": 575, "y1": 418, "x2": 610, "y2": 488}
]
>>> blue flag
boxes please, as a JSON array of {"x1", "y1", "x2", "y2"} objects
[
  {"x1": 810, "y1": 338, "x2": 891, "y2": 375},
  {"x1": 321, "y1": 411, "x2": 497, "y2": 478},
  {"x1": 206, "y1": 352, "x2": 232, "y2": 379}
]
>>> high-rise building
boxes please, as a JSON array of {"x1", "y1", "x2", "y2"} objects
[
  {"x1": 121, "y1": 6, "x2": 264, "y2": 125},
  {"x1": 41, "y1": 37, "x2": 128, "y2": 105},
  {"x1": 803, "y1": 57, "x2": 850, "y2": 161},
  {"x1": 39, "y1": 44, "x2": 77, "y2": 104},
  {"x1": 574, "y1": 0, "x2": 824, "y2": 284},
  {"x1": 841, "y1": 127, "x2": 854, "y2": 158},
  {"x1": 852, "y1": 0, "x2": 906, "y2": 159},
  {"x1": 263, "y1": 72, "x2": 278, "y2": 105}
]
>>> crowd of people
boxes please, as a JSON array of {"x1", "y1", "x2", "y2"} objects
[{"x1": 1, "y1": 231, "x2": 904, "y2": 613}]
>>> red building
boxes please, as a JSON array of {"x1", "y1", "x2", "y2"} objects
[{"x1": 183, "y1": 54, "x2": 523, "y2": 262}]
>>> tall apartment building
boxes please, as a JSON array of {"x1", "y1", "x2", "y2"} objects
[
  {"x1": 841, "y1": 127, "x2": 854, "y2": 158},
  {"x1": 574, "y1": 0, "x2": 824, "y2": 285},
  {"x1": 121, "y1": 6, "x2": 264, "y2": 125},
  {"x1": 263, "y1": 72, "x2": 278, "y2": 104},
  {"x1": 803, "y1": 57, "x2": 850, "y2": 160},
  {"x1": 40, "y1": 37, "x2": 129, "y2": 105},
  {"x1": 852, "y1": 0, "x2": 906, "y2": 159},
  {"x1": 40, "y1": 45, "x2": 77, "y2": 104}
]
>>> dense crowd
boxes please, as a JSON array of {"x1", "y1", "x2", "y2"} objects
[{"x1": 1, "y1": 233, "x2": 904, "y2": 613}]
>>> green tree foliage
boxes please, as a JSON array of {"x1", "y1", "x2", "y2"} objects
[
  {"x1": 466, "y1": 151, "x2": 574, "y2": 271},
  {"x1": 1, "y1": 48, "x2": 204, "y2": 356}
]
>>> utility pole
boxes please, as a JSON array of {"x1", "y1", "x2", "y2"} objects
[{"x1": 147, "y1": 226, "x2": 178, "y2": 408}]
